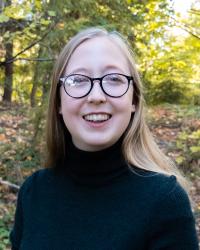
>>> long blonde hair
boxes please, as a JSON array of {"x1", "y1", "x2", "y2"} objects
[{"x1": 46, "y1": 27, "x2": 190, "y2": 195}]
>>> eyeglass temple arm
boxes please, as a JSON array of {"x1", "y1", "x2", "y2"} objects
[{"x1": 58, "y1": 78, "x2": 65, "y2": 86}]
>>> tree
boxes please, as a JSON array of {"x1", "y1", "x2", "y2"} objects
[
  {"x1": 0, "y1": 0, "x2": 57, "y2": 103},
  {"x1": 136, "y1": 0, "x2": 200, "y2": 104},
  {"x1": 2, "y1": 0, "x2": 197, "y2": 105}
]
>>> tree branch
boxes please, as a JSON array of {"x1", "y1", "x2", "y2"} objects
[
  {"x1": 170, "y1": 15, "x2": 200, "y2": 40},
  {"x1": 9, "y1": 28, "x2": 52, "y2": 61},
  {"x1": 178, "y1": 25, "x2": 200, "y2": 40},
  {"x1": 189, "y1": 9, "x2": 200, "y2": 15},
  {"x1": 0, "y1": 22, "x2": 57, "y2": 67},
  {"x1": 17, "y1": 57, "x2": 55, "y2": 62},
  {"x1": 0, "y1": 178, "x2": 20, "y2": 192}
]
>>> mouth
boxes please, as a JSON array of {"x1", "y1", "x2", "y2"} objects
[{"x1": 83, "y1": 113, "x2": 112, "y2": 123}]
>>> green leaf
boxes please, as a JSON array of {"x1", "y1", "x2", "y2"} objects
[
  {"x1": 48, "y1": 10, "x2": 56, "y2": 17},
  {"x1": 40, "y1": 19, "x2": 50, "y2": 26},
  {"x1": 190, "y1": 146, "x2": 200, "y2": 153},
  {"x1": 175, "y1": 156, "x2": 185, "y2": 164},
  {"x1": 0, "y1": 14, "x2": 9, "y2": 23},
  {"x1": 3, "y1": 31, "x2": 10, "y2": 39},
  {"x1": 35, "y1": 0, "x2": 42, "y2": 10},
  {"x1": 189, "y1": 130, "x2": 200, "y2": 139},
  {"x1": 178, "y1": 131, "x2": 188, "y2": 140}
]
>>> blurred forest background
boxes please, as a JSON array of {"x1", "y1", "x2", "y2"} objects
[{"x1": 0, "y1": 0, "x2": 200, "y2": 248}]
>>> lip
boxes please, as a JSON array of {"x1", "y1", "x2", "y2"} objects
[
  {"x1": 83, "y1": 112, "x2": 112, "y2": 116},
  {"x1": 83, "y1": 118, "x2": 111, "y2": 128}
]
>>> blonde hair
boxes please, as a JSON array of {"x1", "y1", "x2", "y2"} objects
[{"x1": 46, "y1": 27, "x2": 190, "y2": 196}]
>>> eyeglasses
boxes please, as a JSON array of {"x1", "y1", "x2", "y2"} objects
[{"x1": 59, "y1": 73, "x2": 134, "y2": 98}]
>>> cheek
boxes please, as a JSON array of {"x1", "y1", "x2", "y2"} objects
[
  {"x1": 117, "y1": 90, "x2": 134, "y2": 113},
  {"x1": 59, "y1": 93, "x2": 83, "y2": 129},
  {"x1": 60, "y1": 93, "x2": 72, "y2": 124},
  {"x1": 60, "y1": 104, "x2": 79, "y2": 136},
  {"x1": 60, "y1": 89, "x2": 77, "y2": 115},
  {"x1": 112, "y1": 99, "x2": 133, "y2": 128}
]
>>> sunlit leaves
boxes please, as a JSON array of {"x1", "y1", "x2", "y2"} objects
[
  {"x1": 48, "y1": 10, "x2": 56, "y2": 17},
  {"x1": 0, "y1": 0, "x2": 199, "y2": 105},
  {"x1": 40, "y1": 18, "x2": 51, "y2": 26},
  {"x1": 3, "y1": 2, "x2": 32, "y2": 20},
  {"x1": 176, "y1": 129, "x2": 200, "y2": 159},
  {"x1": 0, "y1": 14, "x2": 9, "y2": 23},
  {"x1": 34, "y1": 0, "x2": 42, "y2": 11}
]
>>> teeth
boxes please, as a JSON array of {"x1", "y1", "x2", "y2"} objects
[{"x1": 84, "y1": 114, "x2": 111, "y2": 122}]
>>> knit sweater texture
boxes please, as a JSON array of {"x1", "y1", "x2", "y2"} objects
[{"x1": 10, "y1": 138, "x2": 199, "y2": 250}]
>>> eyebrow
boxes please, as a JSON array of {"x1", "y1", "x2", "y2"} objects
[
  {"x1": 68, "y1": 68, "x2": 89, "y2": 74},
  {"x1": 104, "y1": 65, "x2": 125, "y2": 73},
  {"x1": 67, "y1": 65, "x2": 126, "y2": 75}
]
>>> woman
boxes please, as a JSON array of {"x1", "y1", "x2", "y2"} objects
[{"x1": 10, "y1": 27, "x2": 199, "y2": 249}]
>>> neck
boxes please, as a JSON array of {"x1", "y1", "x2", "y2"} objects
[{"x1": 62, "y1": 137, "x2": 129, "y2": 186}]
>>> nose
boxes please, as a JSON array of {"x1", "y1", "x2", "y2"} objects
[{"x1": 87, "y1": 80, "x2": 107, "y2": 104}]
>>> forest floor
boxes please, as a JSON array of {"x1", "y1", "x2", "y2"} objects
[{"x1": 0, "y1": 102, "x2": 200, "y2": 249}]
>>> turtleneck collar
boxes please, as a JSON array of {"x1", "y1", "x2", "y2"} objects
[{"x1": 63, "y1": 137, "x2": 129, "y2": 187}]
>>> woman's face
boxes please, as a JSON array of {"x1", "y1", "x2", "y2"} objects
[{"x1": 59, "y1": 36, "x2": 135, "y2": 151}]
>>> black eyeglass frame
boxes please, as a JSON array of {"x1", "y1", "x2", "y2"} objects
[{"x1": 59, "y1": 73, "x2": 134, "y2": 98}]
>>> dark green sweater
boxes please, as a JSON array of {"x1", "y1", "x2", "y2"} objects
[{"x1": 10, "y1": 139, "x2": 199, "y2": 249}]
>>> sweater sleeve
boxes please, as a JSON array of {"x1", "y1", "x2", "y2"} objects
[
  {"x1": 9, "y1": 183, "x2": 24, "y2": 250},
  {"x1": 148, "y1": 176, "x2": 199, "y2": 250}
]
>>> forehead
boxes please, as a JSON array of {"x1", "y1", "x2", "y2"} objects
[{"x1": 65, "y1": 36, "x2": 130, "y2": 74}]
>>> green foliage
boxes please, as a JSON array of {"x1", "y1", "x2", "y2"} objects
[
  {"x1": 0, "y1": 13, "x2": 9, "y2": 23},
  {"x1": 0, "y1": 0, "x2": 199, "y2": 105},
  {"x1": 137, "y1": 1, "x2": 200, "y2": 104},
  {"x1": 176, "y1": 129, "x2": 200, "y2": 168},
  {"x1": 0, "y1": 214, "x2": 13, "y2": 250},
  {"x1": 1, "y1": 142, "x2": 41, "y2": 170}
]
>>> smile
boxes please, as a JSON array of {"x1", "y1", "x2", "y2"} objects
[{"x1": 83, "y1": 113, "x2": 112, "y2": 122}]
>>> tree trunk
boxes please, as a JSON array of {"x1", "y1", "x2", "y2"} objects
[
  {"x1": 41, "y1": 71, "x2": 51, "y2": 103},
  {"x1": 30, "y1": 46, "x2": 44, "y2": 107},
  {"x1": 30, "y1": 64, "x2": 39, "y2": 107},
  {"x1": 2, "y1": 41, "x2": 13, "y2": 102}
]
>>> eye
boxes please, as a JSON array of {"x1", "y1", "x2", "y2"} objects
[
  {"x1": 67, "y1": 75, "x2": 89, "y2": 86},
  {"x1": 104, "y1": 74, "x2": 124, "y2": 85}
]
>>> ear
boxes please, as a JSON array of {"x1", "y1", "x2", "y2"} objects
[{"x1": 131, "y1": 104, "x2": 136, "y2": 113}]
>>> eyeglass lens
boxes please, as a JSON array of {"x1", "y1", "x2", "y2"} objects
[{"x1": 63, "y1": 74, "x2": 130, "y2": 98}]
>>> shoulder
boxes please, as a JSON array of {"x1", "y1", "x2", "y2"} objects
[
  {"x1": 158, "y1": 174, "x2": 192, "y2": 215},
  {"x1": 139, "y1": 173, "x2": 199, "y2": 248},
  {"x1": 19, "y1": 168, "x2": 56, "y2": 196},
  {"x1": 145, "y1": 174, "x2": 199, "y2": 248},
  {"x1": 129, "y1": 167, "x2": 191, "y2": 208},
  {"x1": 131, "y1": 167, "x2": 182, "y2": 193},
  {"x1": 148, "y1": 172, "x2": 180, "y2": 199},
  {"x1": 141, "y1": 172, "x2": 194, "y2": 219},
  {"x1": 22, "y1": 168, "x2": 53, "y2": 185},
  {"x1": 151, "y1": 173, "x2": 190, "y2": 208}
]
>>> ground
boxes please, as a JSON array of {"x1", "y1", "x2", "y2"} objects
[{"x1": 0, "y1": 102, "x2": 199, "y2": 249}]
